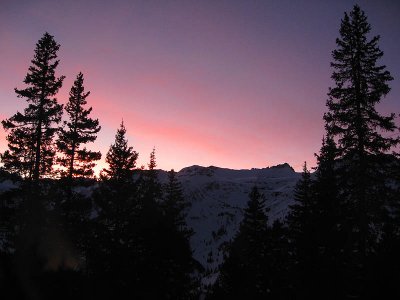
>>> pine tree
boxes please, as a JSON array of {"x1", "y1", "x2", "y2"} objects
[
  {"x1": 214, "y1": 186, "x2": 270, "y2": 298},
  {"x1": 1, "y1": 32, "x2": 65, "y2": 180},
  {"x1": 0, "y1": 126, "x2": 36, "y2": 178},
  {"x1": 323, "y1": 5, "x2": 398, "y2": 296},
  {"x1": 286, "y1": 162, "x2": 317, "y2": 298},
  {"x1": 163, "y1": 169, "x2": 192, "y2": 238},
  {"x1": 92, "y1": 121, "x2": 138, "y2": 285},
  {"x1": 57, "y1": 72, "x2": 101, "y2": 180},
  {"x1": 146, "y1": 147, "x2": 158, "y2": 186},
  {"x1": 312, "y1": 136, "x2": 346, "y2": 298},
  {"x1": 101, "y1": 121, "x2": 138, "y2": 182},
  {"x1": 313, "y1": 136, "x2": 342, "y2": 249},
  {"x1": 324, "y1": 4, "x2": 397, "y2": 232},
  {"x1": 148, "y1": 147, "x2": 157, "y2": 171},
  {"x1": 140, "y1": 147, "x2": 162, "y2": 206},
  {"x1": 153, "y1": 169, "x2": 198, "y2": 299},
  {"x1": 287, "y1": 162, "x2": 314, "y2": 244},
  {"x1": 324, "y1": 5, "x2": 397, "y2": 159},
  {"x1": 90, "y1": 123, "x2": 140, "y2": 296}
]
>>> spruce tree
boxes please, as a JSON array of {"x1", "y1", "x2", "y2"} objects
[
  {"x1": 154, "y1": 169, "x2": 197, "y2": 299},
  {"x1": 324, "y1": 4, "x2": 397, "y2": 232},
  {"x1": 0, "y1": 126, "x2": 36, "y2": 178},
  {"x1": 146, "y1": 147, "x2": 159, "y2": 186},
  {"x1": 286, "y1": 162, "x2": 316, "y2": 298},
  {"x1": 148, "y1": 147, "x2": 157, "y2": 171},
  {"x1": 214, "y1": 186, "x2": 270, "y2": 298},
  {"x1": 163, "y1": 169, "x2": 192, "y2": 238},
  {"x1": 140, "y1": 147, "x2": 162, "y2": 207},
  {"x1": 101, "y1": 121, "x2": 138, "y2": 182},
  {"x1": 313, "y1": 136, "x2": 342, "y2": 251},
  {"x1": 323, "y1": 5, "x2": 398, "y2": 296},
  {"x1": 324, "y1": 5, "x2": 397, "y2": 159},
  {"x1": 286, "y1": 162, "x2": 314, "y2": 244},
  {"x1": 57, "y1": 72, "x2": 101, "y2": 180},
  {"x1": 312, "y1": 136, "x2": 346, "y2": 298},
  {"x1": 90, "y1": 123, "x2": 140, "y2": 297},
  {"x1": 1, "y1": 32, "x2": 64, "y2": 180}
]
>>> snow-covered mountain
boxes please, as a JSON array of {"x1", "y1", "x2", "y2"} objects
[
  {"x1": 0, "y1": 163, "x2": 301, "y2": 283},
  {"x1": 169, "y1": 163, "x2": 301, "y2": 284}
]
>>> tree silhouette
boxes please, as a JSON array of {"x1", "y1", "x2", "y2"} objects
[
  {"x1": 163, "y1": 169, "x2": 193, "y2": 238},
  {"x1": 286, "y1": 162, "x2": 318, "y2": 298},
  {"x1": 213, "y1": 186, "x2": 270, "y2": 298},
  {"x1": 101, "y1": 121, "x2": 138, "y2": 182},
  {"x1": 57, "y1": 72, "x2": 101, "y2": 180},
  {"x1": 323, "y1": 5, "x2": 399, "y2": 297},
  {"x1": 1, "y1": 32, "x2": 64, "y2": 180}
]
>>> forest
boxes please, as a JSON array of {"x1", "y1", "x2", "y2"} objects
[{"x1": 1, "y1": 5, "x2": 400, "y2": 300}]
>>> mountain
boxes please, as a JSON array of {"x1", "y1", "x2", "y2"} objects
[
  {"x1": 168, "y1": 163, "x2": 301, "y2": 284},
  {"x1": 0, "y1": 163, "x2": 300, "y2": 284}
]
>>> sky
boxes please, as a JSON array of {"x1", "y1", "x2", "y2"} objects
[{"x1": 0, "y1": 0, "x2": 399, "y2": 173}]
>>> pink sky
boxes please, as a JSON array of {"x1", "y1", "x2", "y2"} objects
[{"x1": 1, "y1": 0, "x2": 399, "y2": 173}]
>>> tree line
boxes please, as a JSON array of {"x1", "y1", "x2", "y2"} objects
[
  {"x1": 0, "y1": 33, "x2": 199, "y2": 299},
  {"x1": 1, "y1": 4, "x2": 400, "y2": 300},
  {"x1": 208, "y1": 5, "x2": 400, "y2": 299}
]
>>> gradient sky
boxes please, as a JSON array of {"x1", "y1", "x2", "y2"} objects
[{"x1": 1, "y1": 0, "x2": 399, "y2": 173}]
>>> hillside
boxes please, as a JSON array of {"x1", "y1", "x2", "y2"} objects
[
  {"x1": 171, "y1": 163, "x2": 300, "y2": 283},
  {"x1": 0, "y1": 163, "x2": 300, "y2": 285}
]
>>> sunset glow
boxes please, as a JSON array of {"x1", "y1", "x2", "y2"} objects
[{"x1": 1, "y1": 0, "x2": 399, "y2": 173}]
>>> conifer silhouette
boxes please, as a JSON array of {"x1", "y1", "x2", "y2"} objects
[
  {"x1": 57, "y1": 72, "x2": 101, "y2": 180},
  {"x1": 102, "y1": 121, "x2": 138, "y2": 182},
  {"x1": 1, "y1": 33, "x2": 64, "y2": 180}
]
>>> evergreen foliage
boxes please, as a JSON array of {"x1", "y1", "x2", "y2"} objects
[
  {"x1": 101, "y1": 121, "x2": 138, "y2": 182},
  {"x1": 1, "y1": 32, "x2": 64, "y2": 180},
  {"x1": 2, "y1": 6, "x2": 400, "y2": 298},
  {"x1": 57, "y1": 72, "x2": 101, "y2": 179},
  {"x1": 212, "y1": 186, "x2": 271, "y2": 298},
  {"x1": 323, "y1": 5, "x2": 399, "y2": 297},
  {"x1": 140, "y1": 147, "x2": 162, "y2": 208},
  {"x1": 286, "y1": 162, "x2": 314, "y2": 247},
  {"x1": 324, "y1": 5, "x2": 397, "y2": 158},
  {"x1": 163, "y1": 169, "x2": 193, "y2": 238},
  {"x1": 285, "y1": 162, "x2": 318, "y2": 298},
  {"x1": 312, "y1": 136, "x2": 345, "y2": 297}
]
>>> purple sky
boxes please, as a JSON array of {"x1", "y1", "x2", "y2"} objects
[{"x1": 1, "y1": 0, "x2": 399, "y2": 173}]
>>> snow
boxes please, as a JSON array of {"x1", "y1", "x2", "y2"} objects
[
  {"x1": 173, "y1": 163, "x2": 300, "y2": 285},
  {"x1": 0, "y1": 163, "x2": 300, "y2": 286}
]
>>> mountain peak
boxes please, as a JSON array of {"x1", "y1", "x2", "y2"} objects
[
  {"x1": 269, "y1": 162, "x2": 295, "y2": 172},
  {"x1": 180, "y1": 163, "x2": 295, "y2": 173}
]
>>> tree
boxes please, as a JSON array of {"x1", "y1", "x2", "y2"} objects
[
  {"x1": 213, "y1": 186, "x2": 270, "y2": 298},
  {"x1": 148, "y1": 147, "x2": 157, "y2": 171},
  {"x1": 162, "y1": 169, "x2": 199, "y2": 297},
  {"x1": 163, "y1": 169, "x2": 192, "y2": 238},
  {"x1": 324, "y1": 4, "x2": 397, "y2": 229},
  {"x1": 146, "y1": 147, "x2": 159, "y2": 187},
  {"x1": 286, "y1": 162, "x2": 314, "y2": 245},
  {"x1": 323, "y1": 5, "x2": 399, "y2": 297},
  {"x1": 1, "y1": 32, "x2": 65, "y2": 180},
  {"x1": 101, "y1": 121, "x2": 138, "y2": 182},
  {"x1": 312, "y1": 136, "x2": 346, "y2": 298},
  {"x1": 0, "y1": 126, "x2": 36, "y2": 179},
  {"x1": 57, "y1": 72, "x2": 101, "y2": 180},
  {"x1": 90, "y1": 122, "x2": 140, "y2": 296},
  {"x1": 286, "y1": 162, "x2": 317, "y2": 298},
  {"x1": 139, "y1": 147, "x2": 162, "y2": 208},
  {"x1": 324, "y1": 5, "x2": 397, "y2": 160}
]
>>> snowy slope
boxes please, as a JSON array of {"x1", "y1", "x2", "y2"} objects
[
  {"x1": 174, "y1": 163, "x2": 300, "y2": 284},
  {"x1": 0, "y1": 163, "x2": 300, "y2": 284}
]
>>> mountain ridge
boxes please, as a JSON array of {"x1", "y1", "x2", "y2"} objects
[
  {"x1": 172, "y1": 163, "x2": 300, "y2": 284},
  {"x1": 0, "y1": 162, "x2": 301, "y2": 285}
]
